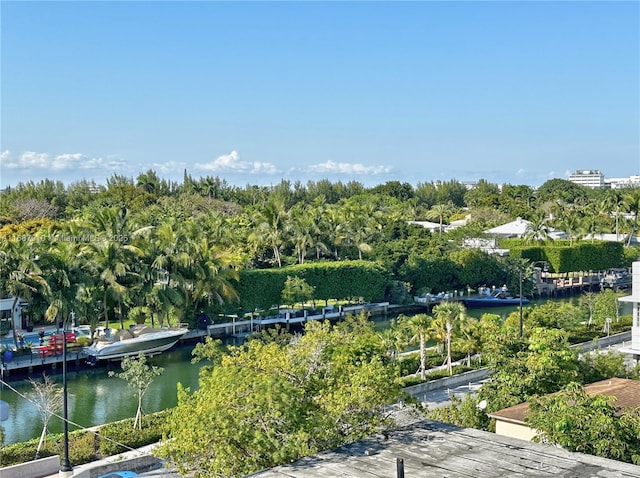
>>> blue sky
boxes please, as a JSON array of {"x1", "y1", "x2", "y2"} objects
[{"x1": 1, "y1": 1, "x2": 639, "y2": 189}]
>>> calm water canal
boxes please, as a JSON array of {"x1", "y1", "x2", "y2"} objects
[{"x1": 1, "y1": 296, "x2": 632, "y2": 446}]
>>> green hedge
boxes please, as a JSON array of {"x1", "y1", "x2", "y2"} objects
[
  {"x1": 98, "y1": 410, "x2": 172, "y2": 457},
  {"x1": 235, "y1": 260, "x2": 389, "y2": 311},
  {"x1": 0, "y1": 409, "x2": 172, "y2": 468},
  {"x1": 505, "y1": 240, "x2": 624, "y2": 273}
]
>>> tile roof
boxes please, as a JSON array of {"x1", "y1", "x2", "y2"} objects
[{"x1": 488, "y1": 378, "x2": 640, "y2": 424}]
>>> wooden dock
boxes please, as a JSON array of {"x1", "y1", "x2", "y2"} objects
[
  {"x1": 0, "y1": 348, "x2": 87, "y2": 378},
  {"x1": 207, "y1": 302, "x2": 391, "y2": 338},
  {"x1": 1, "y1": 302, "x2": 392, "y2": 377}
]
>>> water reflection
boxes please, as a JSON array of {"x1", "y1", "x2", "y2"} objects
[{"x1": 1, "y1": 344, "x2": 205, "y2": 445}]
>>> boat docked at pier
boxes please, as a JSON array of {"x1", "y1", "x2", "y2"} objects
[
  {"x1": 83, "y1": 324, "x2": 188, "y2": 363},
  {"x1": 463, "y1": 290, "x2": 529, "y2": 308},
  {"x1": 601, "y1": 268, "x2": 632, "y2": 290}
]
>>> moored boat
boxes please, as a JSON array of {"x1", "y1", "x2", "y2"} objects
[
  {"x1": 600, "y1": 268, "x2": 632, "y2": 290},
  {"x1": 463, "y1": 290, "x2": 529, "y2": 308},
  {"x1": 83, "y1": 324, "x2": 188, "y2": 363}
]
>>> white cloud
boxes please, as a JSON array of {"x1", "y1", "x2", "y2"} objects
[
  {"x1": 515, "y1": 168, "x2": 527, "y2": 176},
  {"x1": 308, "y1": 160, "x2": 392, "y2": 175},
  {"x1": 0, "y1": 150, "x2": 120, "y2": 172},
  {"x1": 195, "y1": 150, "x2": 278, "y2": 174},
  {"x1": 151, "y1": 160, "x2": 188, "y2": 175}
]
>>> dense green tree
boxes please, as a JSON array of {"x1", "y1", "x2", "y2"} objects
[
  {"x1": 157, "y1": 316, "x2": 404, "y2": 477},
  {"x1": 623, "y1": 188, "x2": 640, "y2": 246},
  {"x1": 479, "y1": 328, "x2": 580, "y2": 413},
  {"x1": 449, "y1": 249, "x2": 504, "y2": 290},
  {"x1": 281, "y1": 276, "x2": 315, "y2": 309},
  {"x1": 527, "y1": 382, "x2": 640, "y2": 464},
  {"x1": 0, "y1": 238, "x2": 50, "y2": 347},
  {"x1": 464, "y1": 179, "x2": 500, "y2": 209},
  {"x1": 369, "y1": 181, "x2": 415, "y2": 201},
  {"x1": 428, "y1": 394, "x2": 490, "y2": 430}
]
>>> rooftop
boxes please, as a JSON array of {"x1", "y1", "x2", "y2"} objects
[
  {"x1": 488, "y1": 378, "x2": 640, "y2": 425},
  {"x1": 247, "y1": 419, "x2": 640, "y2": 477}
]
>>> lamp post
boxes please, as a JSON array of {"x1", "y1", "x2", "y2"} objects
[
  {"x1": 59, "y1": 311, "x2": 73, "y2": 477},
  {"x1": 519, "y1": 267, "x2": 524, "y2": 337}
]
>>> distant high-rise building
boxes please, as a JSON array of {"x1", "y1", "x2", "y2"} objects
[{"x1": 568, "y1": 170, "x2": 605, "y2": 188}]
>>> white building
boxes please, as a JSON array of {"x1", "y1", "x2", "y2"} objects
[
  {"x1": 568, "y1": 170, "x2": 605, "y2": 188},
  {"x1": 605, "y1": 175, "x2": 640, "y2": 189},
  {"x1": 619, "y1": 261, "x2": 640, "y2": 360},
  {"x1": 0, "y1": 297, "x2": 28, "y2": 335}
]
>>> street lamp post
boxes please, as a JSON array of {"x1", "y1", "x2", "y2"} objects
[
  {"x1": 59, "y1": 311, "x2": 73, "y2": 477},
  {"x1": 519, "y1": 268, "x2": 524, "y2": 337}
]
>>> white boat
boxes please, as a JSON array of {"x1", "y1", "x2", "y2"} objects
[
  {"x1": 601, "y1": 268, "x2": 632, "y2": 290},
  {"x1": 83, "y1": 324, "x2": 188, "y2": 363}
]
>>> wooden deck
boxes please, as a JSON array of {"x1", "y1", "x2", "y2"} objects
[{"x1": 0, "y1": 348, "x2": 87, "y2": 377}]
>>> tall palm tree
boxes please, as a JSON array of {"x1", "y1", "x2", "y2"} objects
[
  {"x1": 523, "y1": 212, "x2": 551, "y2": 244},
  {"x1": 81, "y1": 239, "x2": 138, "y2": 329},
  {"x1": 426, "y1": 202, "x2": 454, "y2": 235},
  {"x1": 251, "y1": 195, "x2": 288, "y2": 267},
  {"x1": 433, "y1": 301, "x2": 468, "y2": 376},
  {"x1": 405, "y1": 313, "x2": 432, "y2": 380},
  {"x1": 152, "y1": 219, "x2": 190, "y2": 289},
  {"x1": 320, "y1": 205, "x2": 346, "y2": 260},
  {"x1": 0, "y1": 238, "x2": 50, "y2": 348},
  {"x1": 340, "y1": 198, "x2": 380, "y2": 260},
  {"x1": 40, "y1": 236, "x2": 85, "y2": 328},
  {"x1": 289, "y1": 203, "x2": 318, "y2": 264},
  {"x1": 185, "y1": 238, "x2": 239, "y2": 318},
  {"x1": 453, "y1": 316, "x2": 480, "y2": 367},
  {"x1": 623, "y1": 189, "x2": 640, "y2": 246}
]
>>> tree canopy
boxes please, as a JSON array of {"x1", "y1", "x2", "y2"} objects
[{"x1": 156, "y1": 313, "x2": 405, "y2": 477}]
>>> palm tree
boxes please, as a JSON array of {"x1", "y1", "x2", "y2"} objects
[
  {"x1": 320, "y1": 204, "x2": 346, "y2": 260},
  {"x1": 81, "y1": 239, "x2": 137, "y2": 329},
  {"x1": 289, "y1": 203, "x2": 317, "y2": 264},
  {"x1": 453, "y1": 316, "x2": 479, "y2": 367},
  {"x1": 185, "y1": 238, "x2": 239, "y2": 318},
  {"x1": 152, "y1": 219, "x2": 190, "y2": 289},
  {"x1": 40, "y1": 237, "x2": 85, "y2": 329},
  {"x1": 523, "y1": 213, "x2": 551, "y2": 244},
  {"x1": 427, "y1": 314, "x2": 447, "y2": 358},
  {"x1": 340, "y1": 198, "x2": 380, "y2": 260},
  {"x1": 0, "y1": 238, "x2": 50, "y2": 348},
  {"x1": 558, "y1": 213, "x2": 583, "y2": 246},
  {"x1": 623, "y1": 189, "x2": 640, "y2": 246},
  {"x1": 251, "y1": 195, "x2": 288, "y2": 267},
  {"x1": 426, "y1": 202, "x2": 454, "y2": 235},
  {"x1": 405, "y1": 313, "x2": 432, "y2": 380},
  {"x1": 433, "y1": 301, "x2": 467, "y2": 376}
]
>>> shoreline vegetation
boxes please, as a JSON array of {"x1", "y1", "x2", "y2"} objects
[
  {"x1": 1, "y1": 176, "x2": 639, "y2": 473},
  {"x1": 1, "y1": 307, "x2": 634, "y2": 470}
]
